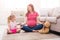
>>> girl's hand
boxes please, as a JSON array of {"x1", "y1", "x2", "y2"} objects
[
  {"x1": 17, "y1": 22, "x2": 21, "y2": 25},
  {"x1": 21, "y1": 23, "x2": 26, "y2": 26}
]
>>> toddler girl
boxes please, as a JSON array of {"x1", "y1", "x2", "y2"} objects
[{"x1": 7, "y1": 15, "x2": 21, "y2": 34}]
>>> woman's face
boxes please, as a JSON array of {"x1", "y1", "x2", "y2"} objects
[{"x1": 27, "y1": 6, "x2": 33, "y2": 12}]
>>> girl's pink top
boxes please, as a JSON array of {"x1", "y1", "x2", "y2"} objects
[{"x1": 26, "y1": 11, "x2": 39, "y2": 27}]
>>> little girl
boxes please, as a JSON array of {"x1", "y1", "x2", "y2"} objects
[{"x1": 7, "y1": 15, "x2": 21, "y2": 34}]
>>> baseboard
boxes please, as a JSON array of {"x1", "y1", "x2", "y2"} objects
[{"x1": 50, "y1": 30, "x2": 60, "y2": 36}]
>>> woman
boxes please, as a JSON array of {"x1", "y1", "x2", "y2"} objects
[{"x1": 22, "y1": 4, "x2": 43, "y2": 32}]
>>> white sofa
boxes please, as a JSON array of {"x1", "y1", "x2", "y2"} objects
[
  {"x1": 48, "y1": 8, "x2": 60, "y2": 34},
  {"x1": 12, "y1": 7, "x2": 60, "y2": 35}
]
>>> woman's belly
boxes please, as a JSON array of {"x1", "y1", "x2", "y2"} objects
[{"x1": 27, "y1": 20, "x2": 37, "y2": 27}]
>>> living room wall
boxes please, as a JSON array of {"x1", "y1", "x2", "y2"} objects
[{"x1": 0, "y1": 0, "x2": 60, "y2": 25}]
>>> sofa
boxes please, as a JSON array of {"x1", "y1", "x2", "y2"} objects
[{"x1": 11, "y1": 7, "x2": 60, "y2": 35}]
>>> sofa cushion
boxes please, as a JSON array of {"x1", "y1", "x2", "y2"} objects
[
  {"x1": 16, "y1": 17, "x2": 25, "y2": 23},
  {"x1": 39, "y1": 17, "x2": 46, "y2": 21},
  {"x1": 11, "y1": 10, "x2": 26, "y2": 23},
  {"x1": 39, "y1": 17, "x2": 57, "y2": 23},
  {"x1": 39, "y1": 9, "x2": 48, "y2": 17},
  {"x1": 52, "y1": 8, "x2": 60, "y2": 18},
  {"x1": 11, "y1": 9, "x2": 26, "y2": 17},
  {"x1": 46, "y1": 17, "x2": 57, "y2": 23},
  {"x1": 48, "y1": 8, "x2": 60, "y2": 18}
]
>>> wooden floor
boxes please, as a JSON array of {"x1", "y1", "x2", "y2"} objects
[{"x1": 2, "y1": 31, "x2": 60, "y2": 40}]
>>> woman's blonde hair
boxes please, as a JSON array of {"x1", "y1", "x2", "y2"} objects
[{"x1": 8, "y1": 15, "x2": 15, "y2": 23}]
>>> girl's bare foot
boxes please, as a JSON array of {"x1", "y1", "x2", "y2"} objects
[
  {"x1": 16, "y1": 29, "x2": 20, "y2": 33},
  {"x1": 7, "y1": 30, "x2": 12, "y2": 34}
]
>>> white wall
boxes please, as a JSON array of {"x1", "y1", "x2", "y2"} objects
[
  {"x1": 0, "y1": 0, "x2": 60, "y2": 25},
  {"x1": 40, "y1": 0, "x2": 60, "y2": 8}
]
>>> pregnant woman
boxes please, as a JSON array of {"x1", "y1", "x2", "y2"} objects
[{"x1": 22, "y1": 4, "x2": 43, "y2": 32}]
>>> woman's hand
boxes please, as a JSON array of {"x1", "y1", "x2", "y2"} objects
[
  {"x1": 37, "y1": 16, "x2": 44, "y2": 24},
  {"x1": 21, "y1": 22, "x2": 26, "y2": 25},
  {"x1": 37, "y1": 19, "x2": 44, "y2": 24}
]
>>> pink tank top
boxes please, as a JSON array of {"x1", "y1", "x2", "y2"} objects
[{"x1": 26, "y1": 12, "x2": 38, "y2": 27}]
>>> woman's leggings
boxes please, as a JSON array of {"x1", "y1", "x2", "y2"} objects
[{"x1": 22, "y1": 24, "x2": 43, "y2": 32}]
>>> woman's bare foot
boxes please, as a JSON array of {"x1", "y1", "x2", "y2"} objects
[{"x1": 32, "y1": 30, "x2": 38, "y2": 32}]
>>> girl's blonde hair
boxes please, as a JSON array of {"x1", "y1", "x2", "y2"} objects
[{"x1": 8, "y1": 15, "x2": 16, "y2": 23}]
